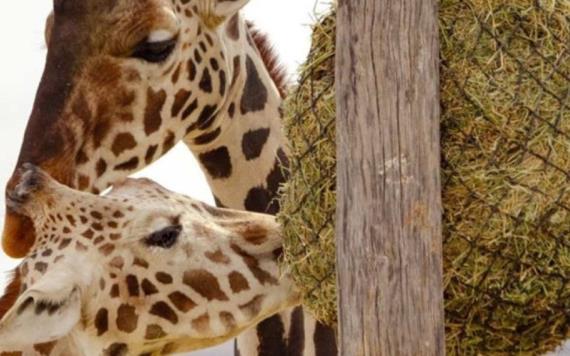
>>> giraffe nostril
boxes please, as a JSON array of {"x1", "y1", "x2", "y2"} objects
[{"x1": 6, "y1": 164, "x2": 45, "y2": 210}]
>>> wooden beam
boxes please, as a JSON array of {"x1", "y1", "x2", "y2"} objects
[{"x1": 335, "y1": 0, "x2": 444, "y2": 355}]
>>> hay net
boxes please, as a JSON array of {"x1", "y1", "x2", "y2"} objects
[
  {"x1": 278, "y1": 9, "x2": 337, "y2": 326},
  {"x1": 441, "y1": 1, "x2": 569, "y2": 354},
  {"x1": 279, "y1": 0, "x2": 570, "y2": 354}
]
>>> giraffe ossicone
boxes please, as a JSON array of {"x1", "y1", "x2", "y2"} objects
[{"x1": 0, "y1": 165, "x2": 300, "y2": 355}]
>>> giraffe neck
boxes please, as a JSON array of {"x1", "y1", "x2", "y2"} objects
[
  {"x1": 185, "y1": 16, "x2": 337, "y2": 356},
  {"x1": 184, "y1": 19, "x2": 287, "y2": 214}
]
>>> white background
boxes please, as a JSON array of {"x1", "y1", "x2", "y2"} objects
[
  {"x1": 0, "y1": 1, "x2": 327, "y2": 355},
  {"x1": 0, "y1": 1, "x2": 568, "y2": 355}
]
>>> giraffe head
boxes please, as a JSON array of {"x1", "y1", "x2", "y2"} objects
[
  {"x1": 0, "y1": 165, "x2": 298, "y2": 354},
  {"x1": 3, "y1": 0, "x2": 286, "y2": 258}
]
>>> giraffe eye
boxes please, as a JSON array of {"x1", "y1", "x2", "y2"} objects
[
  {"x1": 131, "y1": 37, "x2": 177, "y2": 63},
  {"x1": 144, "y1": 225, "x2": 182, "y2": 248}
]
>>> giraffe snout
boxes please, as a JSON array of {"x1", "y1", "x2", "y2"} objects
[{"x1": 6, "y1": 164, "x2": 46, "y2": 210}]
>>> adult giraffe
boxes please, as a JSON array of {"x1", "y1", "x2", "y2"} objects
[{"x1": 1, "y1": 0, "x2": 337, "y2": 355}]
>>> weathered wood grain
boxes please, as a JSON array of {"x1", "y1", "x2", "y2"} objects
[{"x1": 335, "y1": 0, "x2": 444, "y2": 355}]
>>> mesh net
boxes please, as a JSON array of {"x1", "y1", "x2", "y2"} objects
[{"x1": 279, "y1": 0, "x2": 570, "y2": 353}]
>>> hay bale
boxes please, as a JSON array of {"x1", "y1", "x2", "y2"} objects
[
  {"x1": 278, "y1": 9, "x2": 337, "y2": 326},
  {"x1": 280, "y1": 0, "x2": 570, "y2": 353},
  {"x1": 441, "y1": 0, "x2": 570, "y2": 354}
]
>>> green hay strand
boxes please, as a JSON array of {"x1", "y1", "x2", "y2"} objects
[{"x1": 279, "y1": 1, "x2": 570, "y2": 354}]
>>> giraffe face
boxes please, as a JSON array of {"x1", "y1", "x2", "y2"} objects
[
  {"x1": 3, "y1": 0, "x2": 253, "y2": 258},
  {"x1": 0, "y1": 166, "x2": 297, "y2": 354}
]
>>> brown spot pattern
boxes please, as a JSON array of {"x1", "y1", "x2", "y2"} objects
[
  {"x1": 149, "y1": 301, "x2": 178, "y2": 324},
  {"x1": 183, "y1": 269, "x2": 229, "y2": 301},
  {"x1": 95, "y1": 308, "x2": 109, "y2": 336},
  {"x1": 111, "y1": 133, "x2": 137, "y2": 156},
  {"x1": 242, "y1": 128, "x2": 270, "y2": 161},
  {"x1": 198, "y1": 146, "x2": 232, "y2": 179},
  {"x1": 145, "y1": 324, "x2": 166, "y2": 340},
  {"x1": 168, "y1": 291, "x2": 197, "y2": 313},
  {"x1": 116, "y1": 304, "x2": 138, "y2": 333},
  {"x1": 144, "y1": 88, "x2": 166, "y2": 135},
  {"x1": 229, "y1": 271, "x2": 250, "y2": 293},
  {"x1": 240, "y1": 56, "x2": 268, "y2": 114}
]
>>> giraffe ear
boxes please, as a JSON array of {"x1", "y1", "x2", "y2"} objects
[
  {"x1": 198, "y1": 0, "x2": 249, "y2": 28},
  {"x1": 0, "y1": 278, "x2": 81, "y2": 348}
]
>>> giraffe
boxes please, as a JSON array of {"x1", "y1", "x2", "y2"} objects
[
  {"x1": 1, "y1": 0, "x2": 337, "y2": 354},
  {"x1": 0, "y1": 165, "x2": 300, "y2": 355}
]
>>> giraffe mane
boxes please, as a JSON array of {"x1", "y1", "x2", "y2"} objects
[
  {"x1": 0, "y1": 269, "x2": 21, "y2": 321},
  {"x1": 246, "y1": 22, "x2": 289, "y2": 99}
]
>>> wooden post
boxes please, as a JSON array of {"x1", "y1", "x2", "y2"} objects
[{"x1": 335, "y1": 0, "x2": 444, "y2": 355}]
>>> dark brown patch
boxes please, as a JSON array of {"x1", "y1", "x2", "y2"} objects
[
  {"x1": 171, "y1": 63, "x2": 182, "y2": 83},
  {"x1": 199, "y1": 67, "x2": 213, "y2": 93},
  {"x1": 219, "y1": 70, "x2": 227, "y2": 96},
  {"x1": 145, "y1": 145, "x2": 158, "y2": 164},
  {"x1": 172, "y1": 89, "x2": 192, "y2": 117},
  {"x1": 115, "y1": 157, "x2": 139, "y2": 171},
  {"x1": 196, "y1": 104, "x2": 218, "y2": 129},
  {"x1": 126, "y1": 275, "x2": 139, "y2": 297},
  {"x1": 182, "y1": 98, "x2": 199, "y2": 120},
  {"x1": 267, "y1": 148, "x2": 289, "y2": 194},
  {"x1": 145, "y1": 324, "x2": 166, "y2": 340},
  {"x1": 149, "y1": 301, "x2": 178, "y2": 324},
  {"x1": 95, "y1": 308, "x2": 109, "y2": 336},
  {"x1": 244, "y1": 186, "x2": 272, "y2": 214},
  {"x1": 99, "y1": 243, "x2": 115, "y2": 256},
  {"x1": 191, "y1": 313, "x2": 210, "y2": 334},
  {"x1": 34, "y1": 262, "x2": 47, "y2": 273},
  {"x1": 77, "y1": 175, "x2": 90, "y2": 190},
  {"x1": 287, "y1": 307, "x2": 305, "y2": 355},
  {"x1": 96, "y1": 159, "x2": 108, "y2": 177},
  {"x1": 228, "y1": 102, "x2": 236, "y2": 119},
  {"x1": 194, "y1": 127, "x2": 222, "y2": 145},
  {"x1": 231, "y1": 244, "x2": 278, "y2": 286},
  {"x1": 33, "y1": 341, "x2": 57, "y2": 356},
  {"x1": 205, "y1": 249, "x2": 231, "y2": 264},
  {"x1": 242, "y1": 128, "x2": 271, "y2": 161},
  {"x1": 59, "y1": 238, "x2": 72, "y2": 249},
  {"x1": 240, "y1": 294, "x2": 265, "y2": 318},
  {"x1": 144, "y1": 88, "x2": 167, "y2": 135},
  {"x1": 240, "y1": 56, "x2": 268, "y2": 114},
  {"x1": 116, "y1": 304, "x2": 138, "y2": 333},
  {"x1": 168, "y1": 291, "x2": 197, "y2": 312},
  {"x1": 162, "y1": 131, "x2": 176, "y2": 154},
  {"x1": 257, "y1": 314, "x2": 287, "y2": 356},
  {"x1": 314, "y1": 322, "x2": 338, "y2": 356},
  {"x1": 110, "y1": 284, "x2": 120, "y2": 298},
  {"x1": 187, "y1": 60, "x2": 197, "y2": 81},
  {"x1": 229, "y1": 271, "x2": 250, "y2": 293},
  {"x1": 133, "y1": 258, "x2": 149, "y2": 269},
  {"x1": 156, "y1": 272, "x2": 173, "y2": 284},
  {"x1": 198, "y1": 146, "x2": 232, "y2": 179},
  {"x1": 111, "y1": 133, "x2": 137, "y2": 156},
  {"x1": 183, "y1": 269, "x2": 229, "y2": 301},
  {"x1": 141, "y1": 279, "x2": 159, "y2": 296},
  {"x1": 104, "y1": 343, "x2": 128, "y2": 356}
]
